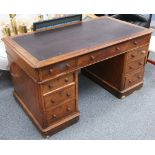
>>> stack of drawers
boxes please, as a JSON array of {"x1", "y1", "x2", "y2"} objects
[
  {"x1": 124, "y1": 45, "x2": 148, "y2": 89},
  {"x1": 39, "y1": 59, "x2": 78, "y2": 127},
  {"x1": 80, "y1": 35, "x2": 151, "y2": 99}
]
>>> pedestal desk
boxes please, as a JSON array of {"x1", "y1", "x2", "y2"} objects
[{"x1": 3, "y1": 17, "x2": 152, "y2": 136}]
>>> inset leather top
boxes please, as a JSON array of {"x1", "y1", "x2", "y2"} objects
[{"x1": 13, "y1": 17, "x2": 146, "y2": 61}]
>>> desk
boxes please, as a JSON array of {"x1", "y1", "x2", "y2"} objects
[{"x1": 3, "y1": 17, "x2": 152, "y2": 136}]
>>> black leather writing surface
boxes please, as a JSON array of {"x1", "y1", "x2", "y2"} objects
[{"x1": 13, "y1": 17, "x2": 145, "y2": 61}]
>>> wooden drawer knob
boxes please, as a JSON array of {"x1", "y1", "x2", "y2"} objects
[
  {"x1": 90, "y1": 55, "x2": 95, "y2": 60},
  {"x1": 116, "y1": 47, "x2": 120, "y2": 51},
  {"x1": 48, "y1": 83, "x2": 52, "y2": 89},
  {"x1": 131, "y1": 54, "x2": 135, "y2": 58},
  {"x1": 66, "y1": 93, "x2": 71, "y2": 97},
  {"x1": 65, "y1": 77, "x2": 69, "y2": 82},
  {"x1": 133, "y1": 41, "x2": 138, "y2": 45},
  {"x1": 67, "y1": 107, "x2": 71, "y2": 112},
  {"x1": 59, "y1": 91, "x2": 63, "y2": 95},
  {"x1": 137, "y1": 75, "x2": 142, "y2": 79},
  {"x1": 128, "y1": 80, "x2": 132, "y2": 83},
  {"x1": 139, "y1": 62, "x2": 143, "y2": 65},
  {"x1": 129, "y1": 66, "x2": 133, "y2": 70},
  {"x1": 66, "y1": 64, "x2": 71, "y2": 69},
  {"x1": 141, "y1": 50, "x2": 146, "y2": 54},
  {"x1": 50, "y1": 99, "x2": 55, "y2": 104},
  {"x1": 52, "y1": 114, "x2": 57, "y2": 119},
  {"x1": 49, "y1": 69, "x2": 53, "y2": 74}
]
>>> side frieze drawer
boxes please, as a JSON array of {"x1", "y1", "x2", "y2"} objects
[{"x1": 39, "y1": 58, "x2": 77, "y2": 80}]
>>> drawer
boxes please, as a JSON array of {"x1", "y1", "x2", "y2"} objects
[
  {"x1": 126, "y1": 46, "x2": 148, "y2": 62},
  {"x1": 46, "y1": 100, "x2": 76, "y2": 125},
  {"x1": 124, "y1": 68, "x2": 144, "y2": 89},
  {"x1": 115, "y1": 35, "x2": 150, "y2": 55},
  {"x1": 125, "y1": 57, "x2": 146, "y2": 73},
  {"x1": 127, "y1": 34, "x2": 150, "y2": 49},
  {"x1": 39, "y1": 59, "x2": 77, "y2": 80},
  {"x1": 78, "y1": 46, "x2": 124, "y2": 68},
  {"x1": 41, "y1": 73, "x2": 75, "y2": 94},
  {"x1": 78, "y1": 49, "x2": 105, "y2": 68},
  {"x1": 44, "y1": 84, "x2": 76, "y2": 109},
  {"x1": 78, "y1": 35, "x2": 150, "y2": 68}
]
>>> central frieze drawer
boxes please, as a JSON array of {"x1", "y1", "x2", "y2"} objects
[
  {"x1": 77, "y1": 46, "x2": 122, "y2": 68},
  {"x1": 44, "y1": 84, "x2": 76, "y2": 109}
]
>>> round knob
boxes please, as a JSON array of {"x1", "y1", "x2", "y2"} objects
[
  {"x1": 66, "y1": 64, "x2": 71, "y2": 69},
  {"x1": 66, "y1": 93, "x2": 70, "y2": 97},
  {"x1": 137, "y1": 75, "x2": 141, "y2": 79},
  {"x1": 90, "y1": 55, "x2": 95, "y2": 60},
  {"x1": 59, "y1": 91, "x2": 63, "y2": 95},
  {"x1": 116, "y1": 47, "x2": 120, "y2": 51},
  {"x1": 139, "y1": 62, "x2": 143, "y2": 65},
  {"x1": 131, "y1": 54, "x2": 135, "y2": 58},
  {"x1": 128, "y1": 80, "x2": 132, "y2": 83},
  {"x1": 50, "y1": 99, "x2": 55, "y2": 104},
  {"x1": 49, "y1": 69, "x2": 53, "y2": 74},
  {"x1": 67, "y1": 107, "x2": 71, "y2": 111},
  {"x1": 52, "y1": 114, "x2": 57, "y2": 119},
  {"x1": 141, "y1": 50, "x2": 146, "y2": 54},
  {"x1": 129, "y1": 66, "x2": 133, "y2": 70},
  {"x1": 133, "y1": 41, "x2": 138, "y2": 45},
  {"x1": 48, "y1": 83, "x2": 52, "y2": 89},
  {"x1": 65, "y1": 77, "x2": 69, "y2": 82}
]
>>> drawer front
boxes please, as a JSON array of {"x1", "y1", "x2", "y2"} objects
[
  {"x1": 46, "y1": 100, "x2": 76, "y2": 125},
  {"x1": 44, "y1": 84, "x2": 76, "y2": 109},
  {"x1": 78, "y1": 46, "x2": 124, "y2": 68},
  {"x1": 126, "y1": 46, "x2": 148, "y2": 62},
  {"x1": 41, "y1": 73, "x2": 75, "y2": 94},
  {"x1": 125, "y1": 68, "x2": 144, "y2": 89},
  {"x1": 125, "y1": 57, "x2": 146, "y2": 73},
  {"x1": 40, "y1": 59, "x2": 76, "y2": 80},
  {"x1": 78, "y1": 35, "x2": 150, "y2": 68},
  {"x1": 78, "y1": 49, "x2": 105, "y2": 68},
  {"x1": 127, "y1": 34, "x2": 150, "y2": 49}
]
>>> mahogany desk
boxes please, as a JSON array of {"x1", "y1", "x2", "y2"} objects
[{"x1": 3, "y1": 17, "x2": 152, "y2": 136}]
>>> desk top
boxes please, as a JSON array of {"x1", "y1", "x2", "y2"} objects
[{"x1": 4, "y1": 16, "x2": 152, "y2": 68}]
